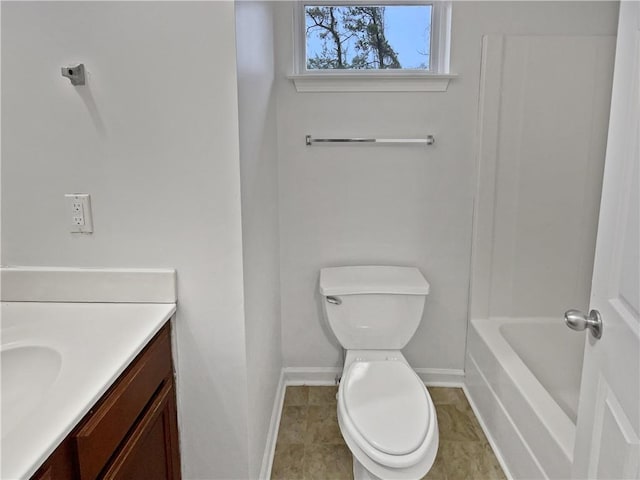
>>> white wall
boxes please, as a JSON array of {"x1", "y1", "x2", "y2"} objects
[
  {"x1": 274, "y1": 2, "x2": 619, "y2": 371},
  {"x1": 235, "y1": 2, "x2": 282, "y2": 478},
  {"x1": 1, "y1": 2, "x2": 251, "y2": 478}
]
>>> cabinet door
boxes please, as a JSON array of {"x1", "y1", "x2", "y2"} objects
[{"x1": 102, "y1": 382, "x2": 181, "y2": 480}]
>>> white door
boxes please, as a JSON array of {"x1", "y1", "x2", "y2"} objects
[{"x1": 571, "y1": 2, "x2": 640, "y2": 479}]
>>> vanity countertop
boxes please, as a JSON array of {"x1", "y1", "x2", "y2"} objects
[{"x1": 1, "y1": 301, "x2": 177, "y2": 480}]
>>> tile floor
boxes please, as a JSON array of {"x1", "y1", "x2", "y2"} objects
[{"x1": 271, "y1": 386, "x2": 506, "y2": 480}]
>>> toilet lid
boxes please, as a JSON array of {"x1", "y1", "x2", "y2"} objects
[{"x1": 342, "y1": 361, "x2": 430, "y2": 456}]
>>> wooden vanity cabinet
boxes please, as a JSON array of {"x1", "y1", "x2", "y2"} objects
[{"x1": 31, "y1": 322, "x2": 181, "y2": 480}]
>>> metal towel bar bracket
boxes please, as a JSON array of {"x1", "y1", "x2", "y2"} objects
[{"x1": 305, "y1": 135, "x2": 435, "y2": 146}]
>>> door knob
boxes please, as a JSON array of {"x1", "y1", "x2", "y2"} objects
[{"x1": 564, "y1": 309, "x2": 603, "y2": 339}]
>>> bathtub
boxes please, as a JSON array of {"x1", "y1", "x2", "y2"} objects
[{"x1": 465, "y1": 317, "x2": 585, "y2": 479}]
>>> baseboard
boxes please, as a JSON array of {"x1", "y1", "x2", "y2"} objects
[
  {"x1": 283, "y1": 367, "x2": 342, "y2": 385},
  {"x1": 415, "y1": 367, "x2": 465, "y2": 386},
  {"x1": 283, "y1": 366, "x2": 465, "y2": 387},
  {"x1": 258, "y1": 370, "x2": 286, "y2": 480}
]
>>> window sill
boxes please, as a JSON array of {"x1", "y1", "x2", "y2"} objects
[{"x1": 288, "y1": 72, "x2": 457, "y2": 93}]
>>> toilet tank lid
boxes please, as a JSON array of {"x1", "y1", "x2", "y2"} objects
[{"x1": 319, "y1": 266, "x2": 430, "y2": 296}]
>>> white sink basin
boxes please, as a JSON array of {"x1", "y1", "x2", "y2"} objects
[{"x1": 1, "y1": 345, "x2": 62, "y2": 436}]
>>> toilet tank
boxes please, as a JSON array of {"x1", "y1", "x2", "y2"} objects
[{"x1": 319, "y1": 266, "x2": 430, "y2": 350}]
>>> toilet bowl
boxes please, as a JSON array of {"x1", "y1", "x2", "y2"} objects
[{"x1": 319, "y1": 266, "x2": 439, "y2": 480}]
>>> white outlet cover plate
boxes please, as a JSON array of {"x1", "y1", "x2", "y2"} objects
[{"x1": 64, "y1": 194, "x2": 93, "y2": 233}]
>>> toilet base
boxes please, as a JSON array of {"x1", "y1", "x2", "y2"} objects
[{"x1": 353, "y1": 455, "x2": 383, "y2": 480}]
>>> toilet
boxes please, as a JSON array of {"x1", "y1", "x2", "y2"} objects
[{"x1": 319, "y1": 265, "x2": 438, "y2": 480}]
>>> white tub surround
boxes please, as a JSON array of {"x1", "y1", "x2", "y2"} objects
[
  {"x1": 466, "y1": 318, "x2": 584, "y2": 479},
  {"x1": 0, "y1": 267, "x2": 177, "y2": 479}
]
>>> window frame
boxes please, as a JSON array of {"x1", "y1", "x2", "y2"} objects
[{"x1": 293, "y1": 0, "x2": 452, "y2": 77}]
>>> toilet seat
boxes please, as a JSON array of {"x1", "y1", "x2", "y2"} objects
[
  {"x1": 338, "y1": 359, "x2": 437, "y2": 470},
  {"x1": 343, "y1": 361, "x2": 430, "y2": 455}
]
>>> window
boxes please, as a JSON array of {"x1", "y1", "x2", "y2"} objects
[
  {"x1": 291, "y1": 1, "x2": 454, "y2": 92},
  {"x1": 306, "y1": 5, "x2": 432, "y2": 70}
]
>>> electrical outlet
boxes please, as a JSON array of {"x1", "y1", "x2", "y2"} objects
[{"x1": 64, "y1": 194, "x2": 93, "y2": 233}]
